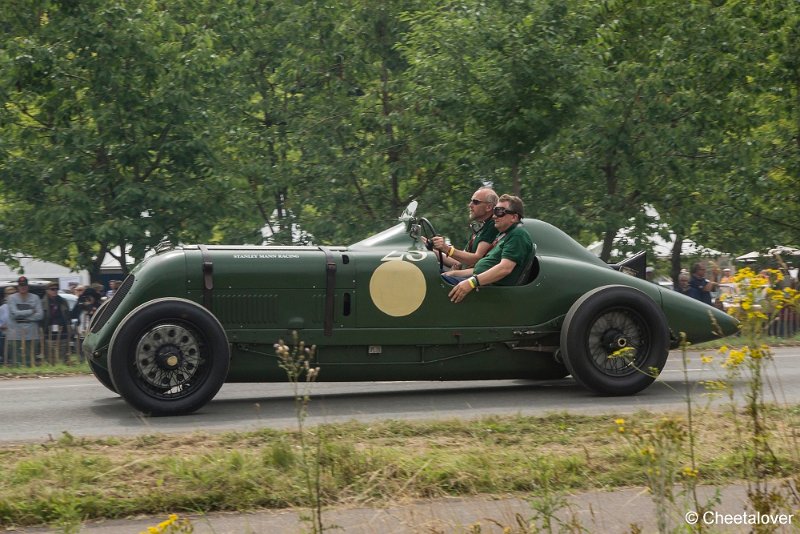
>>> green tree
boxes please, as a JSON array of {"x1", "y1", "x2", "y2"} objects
[
  {"x1": 705, "y1": 0, "x2": 800, "y2": 254},
  {"x1": 194, "y1": 0, "x2": 311, "y2": 246},
  {"x1": 0, "y1": 1, "x2": 229, "y2": 278},
  {"x1": 401, "y1": 0, "x2": 591, "y2": 198},
  {"x1": 528, "y1": 0, "x2": 777, "y2": 276},
  {"x1": 290, "y1": 0, "x2": 457, "y2": 243},
  {"x1": 201, "y1": 0, "x2": 457, "y2": 246}
]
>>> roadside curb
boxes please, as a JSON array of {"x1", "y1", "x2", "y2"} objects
[{"x1": 20, "y1": 482, "x2": 797, "y2": 533}]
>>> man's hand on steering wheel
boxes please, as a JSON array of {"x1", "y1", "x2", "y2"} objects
[{"x1": 431, "y1": 236, "x2": 448, "y2": 253}]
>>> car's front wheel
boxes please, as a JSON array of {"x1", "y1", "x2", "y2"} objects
[
  {"x1": 107, "y1": 298, "x2": 230, "y2": 415},
  {"x1": 89, "y1": 358, "x2": 117, "y2": 394},
  {"x1": 560, "y1": 285, "x2": 669, "y2": 395}
]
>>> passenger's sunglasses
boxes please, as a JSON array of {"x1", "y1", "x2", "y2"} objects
[
  {"x1": 469, "y1": 198, "x2": 490, "y2": 205},
  {"x1": 493, "y1": 206, "x2": 518, "y2": 217}
]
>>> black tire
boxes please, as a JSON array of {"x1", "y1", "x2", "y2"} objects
[
  {"x1": 89, "y1": 359, "x2": 117, "y2": 394},
  {"x1": 560, "y1": 285, "x2": 669, "y2": 395},
  {"x1": 108, "y1": 298, "x2": 230, "y2": 416}
]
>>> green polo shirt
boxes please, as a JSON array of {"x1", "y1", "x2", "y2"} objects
[
  {"x1": 473, "y1": 223, "x2": 533, "y2": 286},
  {"x1": 465, "y1": 219, "x2": 498, "y2": 253}
]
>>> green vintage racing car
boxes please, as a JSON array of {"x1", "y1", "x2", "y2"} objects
[{"x1": 83, "y1": 202, "x2": 738, "y2": 415}]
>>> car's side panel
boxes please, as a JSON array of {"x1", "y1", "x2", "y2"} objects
[
  {"x1": 343, "y1": 249, "x2": 660, "y2": 336},
  {"x1": 224, "y1": 341, "x2": 563, "y2": 382}
]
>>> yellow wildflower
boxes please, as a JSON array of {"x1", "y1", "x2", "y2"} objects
[
  {"x1": 609, "y1": 346, "x2": 636, "y2": 360},
  {"x1": 681, "y1": 466, "x2": 699, "y2": 478},
  {"x1": 723, "y1": 349, "x2": 745, "y2": 368},
  {"x1": 701, "y1": 354, "x2": 713, "y2": 364},
  {"x1": 749, "y1": 345, "x2": 771, "y2": 360},
  {"x1": 141, "y1": 514, "x2": 180, "y2": 534},
  {"x1": 701, "y1": 379, "x2": 730, "y2": 391},
  {"x1": 614, "y1": 418, "x2": 626, "y2": 433}
]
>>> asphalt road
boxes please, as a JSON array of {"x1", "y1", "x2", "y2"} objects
[{"x1": 1, "y1": 347, "x2": 799, "y2": 444}]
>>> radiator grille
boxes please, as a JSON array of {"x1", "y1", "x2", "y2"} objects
[{"x1": 90, "y1": 274, "x2": 134, "y2": 333}]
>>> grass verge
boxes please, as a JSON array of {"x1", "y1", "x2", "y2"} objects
[
  {"x1": 0, "y1": 361, "x2": 90, "y2": 378},
  {"x1": 0, "y1": 407, "x2": 798, "y2": 529}
]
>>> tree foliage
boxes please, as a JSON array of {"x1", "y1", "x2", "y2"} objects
[
  {"x1": 0, "y1": 0, "x2": 797, "y2": 279},
  {"x1": 0, "y1": 0, "x2": 230, "y2": 278}
]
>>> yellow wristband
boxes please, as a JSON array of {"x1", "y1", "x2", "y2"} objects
[
  {"x1": 467, "y1": 277, "x2": 477, "y2": 289},
  {"x1": 448, "y1": 246, "x2": 455, "y2": 257}
]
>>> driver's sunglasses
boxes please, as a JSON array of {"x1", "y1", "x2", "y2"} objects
[
  {"x1": 493, "y1": 206, "x2": 518, "y2": 217},
  {"x1": 469, "y1": 198, "x2": 489, "y2": 205}
]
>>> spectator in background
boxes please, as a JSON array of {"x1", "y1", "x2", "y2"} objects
[
  {"x1": 42, "y1": 282, "x2": 72, "y2": 364},
  {"x1": 72, "y1": 286, "x2": 102, "y2": 360},
  {"x1": 91, "y1": 283, "x2": 106, "y2": 301},
  {"x1": 6, "y1": 276, "x2": 44, "y2": 366},
  {"x1": 0, "y1": 286, "x2": 16, "y2": 365},
  {"x1": 69, "y1": 285, "x2": 86, "y2": 356},
  {"x1": 688, "y1": 262, "x2": 719, "y2": 306},
  {"x1": 676, "y1": 272, "x2": 691, "y2": 295},
  {"x1": 67, "y1": 281, "x2": 78, "y2": 295},
  {"x1": 106, "y1": 279, "x2": 121, "y2": 299},
  {"x1": 720, "y1": 268, "x2": 734, "y2": 284}
]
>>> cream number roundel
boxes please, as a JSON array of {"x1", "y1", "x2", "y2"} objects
[{"x1": 369, "y1": 252, "x2": 427, "y2": 317}]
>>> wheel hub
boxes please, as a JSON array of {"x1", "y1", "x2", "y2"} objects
[
  {"x1": 155, "y1": 344, "x2": 182, "y2": 370},
  {"x1": 135, "y1": 324, "x2": 202, "y2": 389},
  {"x1": 602, "y1": 329, "x2": 628, "y2": 353},
  {"x1": 587, "y1": 309, "x2": 648, "y2": 377}
]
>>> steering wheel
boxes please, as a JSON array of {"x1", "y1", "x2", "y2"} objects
[{"x1": 419, "y1": 217, "x2": 444, "y2": 272}]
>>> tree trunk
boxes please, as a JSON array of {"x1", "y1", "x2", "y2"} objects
[
  {"x1": 600, "y1": 228, "x2": 616, "y2": 262},
  {"x1": 511, "y1": 162, "x2": 521, "y2": 197},
  {"x1": 671, "y1": 235, "x2": 684, "y2": 289}
]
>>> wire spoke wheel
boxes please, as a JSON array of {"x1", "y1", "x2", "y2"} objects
[
  {"x1": 561, "y1": 285, "x2": 669, "y2": 395},
  {"x1": 586, "y1": 308, "x2": 650, "y2": 377},
  {"x1": 134, "y1": 323, "x2": 205, "y2": 399},
  {"x1": 108, "y1": 299, "x2": 229, "y2": 415}
]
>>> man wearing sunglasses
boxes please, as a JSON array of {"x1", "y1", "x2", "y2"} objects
[
  {"x1": 444, "y1": 194, "x2": 533, "y2": 303},
  {"x1": 430, "y1": 187, "x2": 499, "y2": 269}
]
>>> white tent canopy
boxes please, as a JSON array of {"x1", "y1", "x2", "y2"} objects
[
  {"x1": 736, "y1": 246, "x2": 800, "y2": 263},
  {"x1": 735, "y1": 251, "x2": 761, "y2": 262},
  {"x1": 0, "y1": 254, "x2": 89, "y2": 286},
  {"x1": 769, "y1": 245, "x2": 800, "y2": 256},
  {"x1": 101, "y1": 244, "x2": 163, "y2": 274}
]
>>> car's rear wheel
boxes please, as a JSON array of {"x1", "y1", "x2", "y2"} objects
[
  {"x1": 108, "y1": 298, "x2": 229, "y2": 415},
  {"x1": 561, "y1": 285, "x2": 669, "y2": 395},
  {"x1": 89, "y1": 359, "x2": 117, "y2": 394}
]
